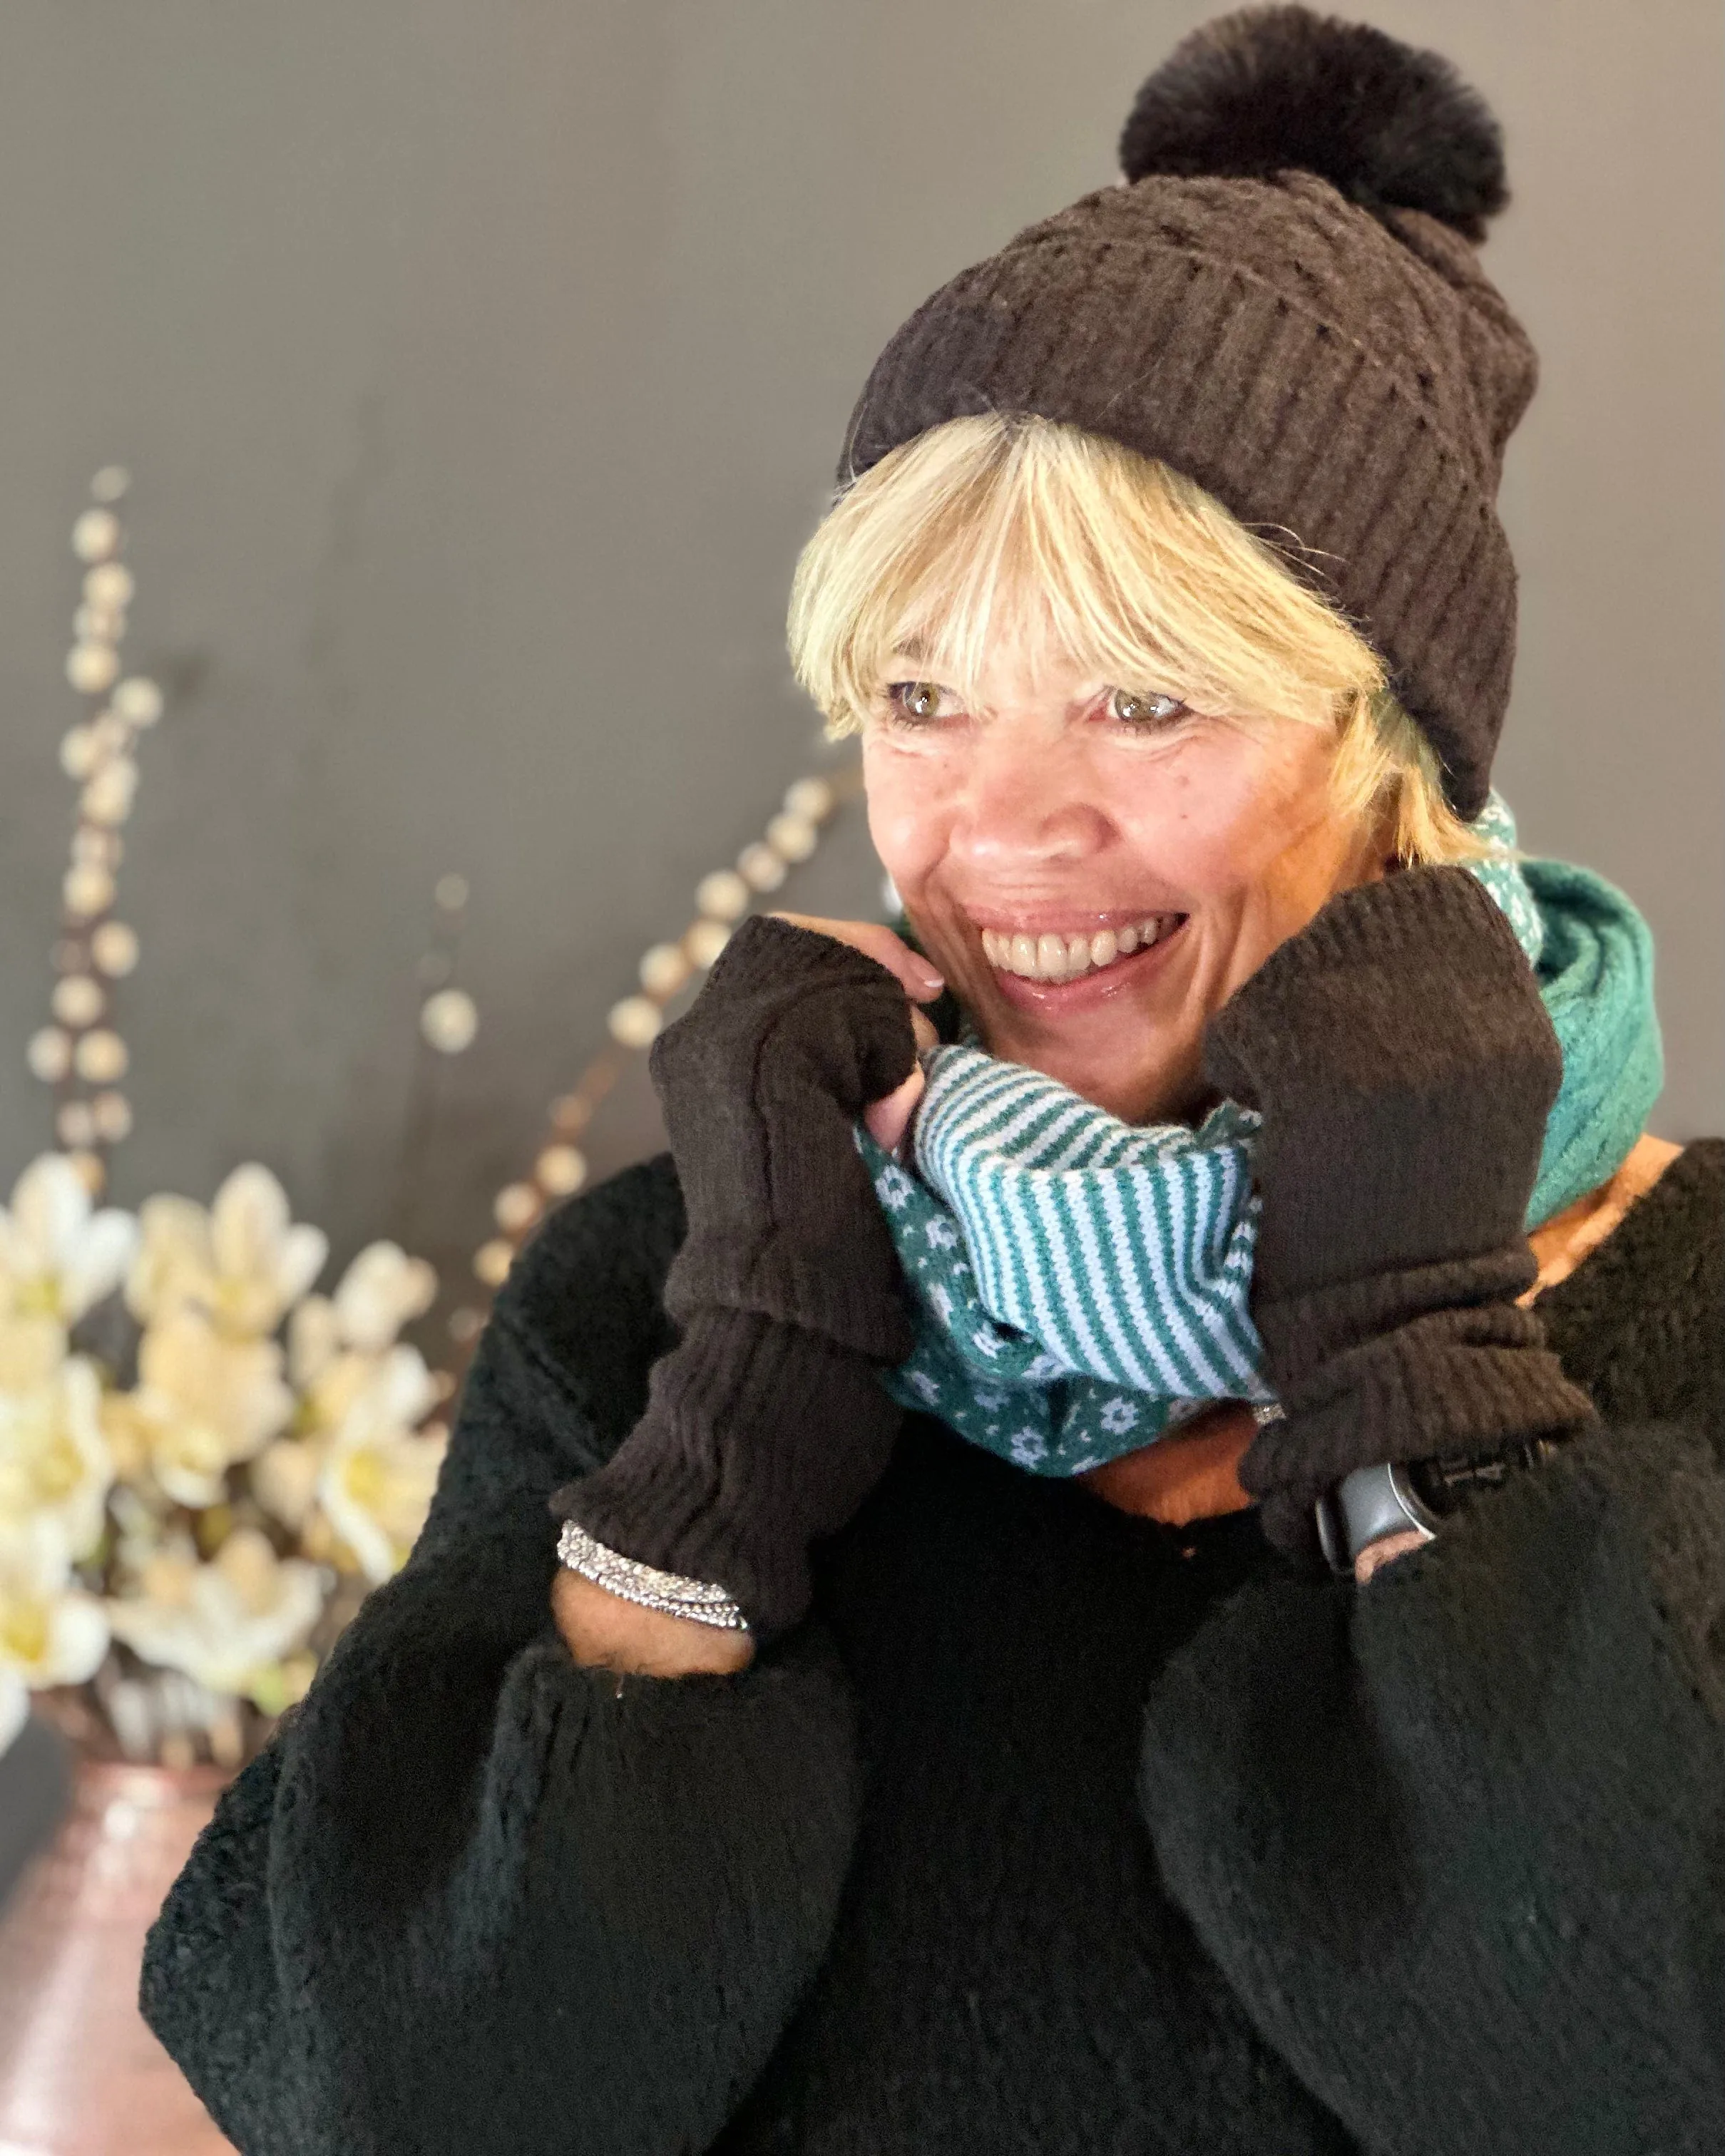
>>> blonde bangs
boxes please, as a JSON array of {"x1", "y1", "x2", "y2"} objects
[{"x1": 787, "y1": 413, "x2": 1487, "y2": 868}]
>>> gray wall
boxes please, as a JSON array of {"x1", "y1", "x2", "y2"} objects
[{"x1": 1, "y1": 0, "x2": 1719, "y2": 1320}]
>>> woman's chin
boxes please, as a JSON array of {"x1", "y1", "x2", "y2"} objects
[
  {"x1": 1063, "y1": 1053, "x2": 1203, "y2": 1126},
  {"x1": 980, "y1": 1005, "x2": 1202, "y2": 1126}
]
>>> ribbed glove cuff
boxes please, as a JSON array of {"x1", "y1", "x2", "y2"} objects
[
  {"x1": 551, "y1": 1307, "x2": 902, "y2": 1641},
  {"x1": 663, "y1": 1228, "x2": 915, "y2": 1364},
  {"x1": 1241, "y1": 1306, "x2": 1599, "y2": 1557}
]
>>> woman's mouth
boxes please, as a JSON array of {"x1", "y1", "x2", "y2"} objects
[{"x1": 978, "y1": 913, "x2": 1190, "y2": 1012}]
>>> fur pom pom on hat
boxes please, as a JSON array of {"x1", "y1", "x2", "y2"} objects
[
  {"x1": 840, "y1": 5, "x2": 1537, "y2": 819},
  {"x1": 1118, "y1": 6, "x2": 1508, "y2": 239}
]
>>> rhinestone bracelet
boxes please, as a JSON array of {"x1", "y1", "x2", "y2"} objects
[{"x1": 556, "y1": 1519, "x2": 750, "y2": 1631}]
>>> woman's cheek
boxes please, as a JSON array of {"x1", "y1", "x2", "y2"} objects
[
  {"x1": 864, "y1": 744, "x2": 947, "y2": 899},
  {"x1": 1114, "y1": 781, "x2": 1264, "y2": 910},
  {"x1": 1107, "y1": 732, "x2": 1259, "y2": 868},
  {"x1": 1117, "y1": 732, "x2": 1323, "y2": 903}
]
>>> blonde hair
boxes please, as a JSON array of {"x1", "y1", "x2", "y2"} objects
[{"x1": 788, "y1": 414, "x2": 1484, "y2": 867}]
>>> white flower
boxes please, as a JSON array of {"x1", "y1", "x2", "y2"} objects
[
  {"x1": 1008, "y1": 1428, "x2": 1049, "y2": 1470},
  {"x1": 927, "y1": 1283, "x2": 955, "y2": 1324},
  {"x1": 316, "y1": 1348, "x2": 447, "y2": 1583},
  {"x1": 0, "y1": 1357, "x2": 114, "y2": 1556},
  {"x1": 287, "y1": 1293, "x2": 342, "y2": 1390},
  {"x1": 968, "y1": 1328, "x2": 1003, "y2": 1360},
  {"x1": 262, "y1": 1338, "x2": 442, "y2": 1539},
  {"x1": 108, "y1": 1529, "x2": 325, "y2": 1700},
  {"x1": 0, "y1": 1156, "x2": 136, "y2": 1384},
  {"x1": 975, "y1": 1387, "x2": 1006, "y2": 1412},
  {"x1": 0, "y1": 1155, "x2": 138, "y2": 1323},
  {"x1": 126, "y1": 1311, "x2": 294, "y2": 1507},
  {"x1": 252, "y1": 1433, "x2": 327, "y2": 1531},
  {"x1": 1099, "y1": 1398, "x2": 1140, "y2": 1437},
  {"x1": 923, "y1": 1218, "x2": 960, "y2": 1251},
  {"x1": 1023, "y1": 1352, "x2": 1066, "y2": 1384},
  {"x1": 292, "y1": 1345, "x2": 375, "y2": 1436},
  {"x1": 127, "y1": 1166, "x2": 327, "y2": 1338},
  {"x1": 0, "y1": 1516, "x2": 111, "y2": 1756},
  {"x1": 286, "y1": 1245, "x2": 438, "y2": 1439},
  {"x1": 0, "y1": 1311, "x2": 67, "y2": 1395},
  {"x1": 301, "y1": 1325, "x2": 441, "y2": 1437},
  {"x1": 123, "y1": 1195, "x2": 207, "y2": 1326},
  {"x1": 908, "y1": 1371, "x2": 942, "y2": 1405},
  {"x1": 874, "y1": 1164, "x2": 916, "y2": 1211},
  {"x1": 330, "y1": 1243, "x2": 437, "y2": 1356}
]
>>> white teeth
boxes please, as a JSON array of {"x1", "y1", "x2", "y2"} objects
[{"x1": 982, "y1": 915, "x2": 1179, "y2": 983}]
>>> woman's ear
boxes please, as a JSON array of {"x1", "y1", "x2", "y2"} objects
[{"x1": 1353, "y1": 794, "x2": 1402, "y2": 886}]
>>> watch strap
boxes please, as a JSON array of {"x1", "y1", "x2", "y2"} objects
[{"x1": 1315, "y1": 1436, "x2": 1563, "y2": 1573}]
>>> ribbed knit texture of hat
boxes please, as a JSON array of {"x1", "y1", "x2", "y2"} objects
[{"x1": 838, "y1": 8, "x2": 1538, "y2": 819}]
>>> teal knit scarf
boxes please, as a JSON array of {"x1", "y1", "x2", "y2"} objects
[{"x1": 859, "y1": 802, "x2": 1662, "y2": 1477}]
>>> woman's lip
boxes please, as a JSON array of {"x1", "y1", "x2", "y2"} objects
[{"x1": 987, "y1": 916, "x2": 1190, "y2": 1015}]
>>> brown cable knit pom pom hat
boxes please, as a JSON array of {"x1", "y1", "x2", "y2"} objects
[{"x1": 839, "y1": 5, "x2": 1538, "y2": 819}]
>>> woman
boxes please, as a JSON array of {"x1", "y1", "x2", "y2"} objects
[{"x1": 144, "y1": 11, "x2": 1722, "y2": 2153}]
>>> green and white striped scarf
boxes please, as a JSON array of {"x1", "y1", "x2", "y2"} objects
[{"x1": 859, "y1": 798, "x2": 1661, "y2": 1477}]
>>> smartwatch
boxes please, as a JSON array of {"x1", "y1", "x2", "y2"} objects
[{"x1": 1315, "y1": 1437, "x2": 1562, "y2": 1574}]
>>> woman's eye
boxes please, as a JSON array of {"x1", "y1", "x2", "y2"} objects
[
  {"x1": 1107, "y1": 687, "x2": 1189, "y2": 728},
  {"x1": 887, "y1": 681, "x2": 953, "y2": 722}
]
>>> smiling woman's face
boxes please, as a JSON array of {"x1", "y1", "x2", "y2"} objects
[{"x1": 864, "y1": 640, "x2": 1388, "y2": 1126}]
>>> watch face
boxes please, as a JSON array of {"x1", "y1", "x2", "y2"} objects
[{"x1": 1333, "y1": 1462, "x2": 1439, "y2": 1566}]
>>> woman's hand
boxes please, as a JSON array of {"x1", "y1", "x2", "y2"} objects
[
  {"x1": 640, "y1": 914, "x2": 928, "y2": 1348},
  {"x1": 553, "y1": 1565, "x2": 756, "y2": 1676},
  {"x1": 1203, "y1": 867, "x2": 1562, "y2": 1304},
  {"x1": 1202, "y1": 867, "x2": 1595, "y2": 1559},
  {"x1": 770, "y1": 915, "x2": 943, "y2": 1153},
  {"x1": 553, "y1": 914, "x2": 934, "y2": 1665}
]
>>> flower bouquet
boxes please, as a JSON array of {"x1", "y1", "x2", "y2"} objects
[{"x1": 0, "y1": 1152, "x2": 448, "y2": 1768}]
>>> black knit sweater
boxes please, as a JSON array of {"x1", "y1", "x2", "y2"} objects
[{"x1": 143, "y1": 1141, "x2": 1724, "y2": 2155}]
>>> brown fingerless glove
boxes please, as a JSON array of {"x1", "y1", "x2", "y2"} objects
[
  {"x1": 650, "y1": 915, "x2": 922, "y2": 1355},
  {"x1": 1202, "y1": 868, "x2": 1599, "y2": 1557},
  {"x1": 553, "y1": 916, "x2": 918, "y2": 1639}
]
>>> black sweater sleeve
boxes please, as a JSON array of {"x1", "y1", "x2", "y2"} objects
[
  {"x1": 140, "y1": 1158, "x2": 863, "y2": 2156},
  {"x1": 1138, "y1": 1150, "x2": 1725, "y2": 2156}
]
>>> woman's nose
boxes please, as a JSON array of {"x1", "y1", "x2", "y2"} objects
[{"x1": 948, "y1": 734, "x2": 1112, "y2": 871}]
